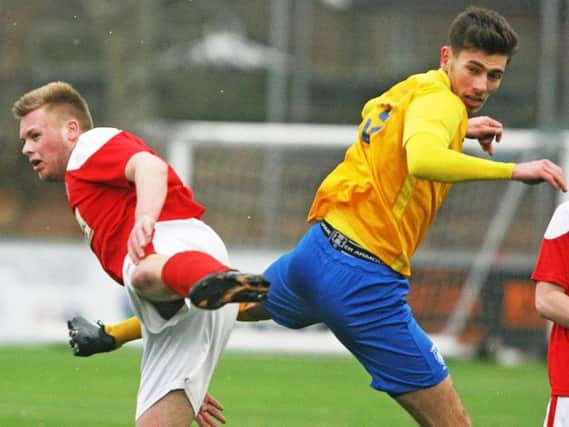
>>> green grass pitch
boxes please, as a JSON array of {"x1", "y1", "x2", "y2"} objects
[{"x1": 0, "y1": 345, "x2": 549, "y2": 426}]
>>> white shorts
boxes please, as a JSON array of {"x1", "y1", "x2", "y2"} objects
[
  {"x1": 544, "y1": 396, "x2": 569, "y2": 427},
  {"x1": 123, "y1": 218, "x2": 238, "y2": 420}
]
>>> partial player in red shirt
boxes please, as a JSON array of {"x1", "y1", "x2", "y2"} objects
[
  {"x1": 12, "y1": 81, "x2": 269, "y2": 427},
  {"x1": 532, "y1": 201, "x2": 569, "y2": 427}
]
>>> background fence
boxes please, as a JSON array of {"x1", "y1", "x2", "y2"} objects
[{"x1": 0, "y1": 0, "x2": 567, "y2": 358}]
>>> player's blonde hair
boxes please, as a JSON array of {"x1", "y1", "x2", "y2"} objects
[{"x1": 12, "y1": 81, "x2": 94, "y2": 131}]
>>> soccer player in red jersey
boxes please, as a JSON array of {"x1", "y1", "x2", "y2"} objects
[
  {"x1": 533, "y1": 202, "x2": 569, "y2": 427},
  {"x1": 12, "y1": 81, "x2": 268, "y2": 427}
]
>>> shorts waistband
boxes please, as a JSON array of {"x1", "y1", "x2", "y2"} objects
[{"x1": 320, "y1": 221, "x2": 382, "y2": 265}]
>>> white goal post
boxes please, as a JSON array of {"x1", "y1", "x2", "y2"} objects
[{"x1": 142, "y1": 120, "x2": 569, "y2": 356}]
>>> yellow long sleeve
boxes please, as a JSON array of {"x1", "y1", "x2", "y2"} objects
[{"x1": 406, "y1": 134, "x2": 515, "y2": 182}]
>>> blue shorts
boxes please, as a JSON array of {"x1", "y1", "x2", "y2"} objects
[{"x1": 262, "y1": 222, "x2": 448, "y2": 396}]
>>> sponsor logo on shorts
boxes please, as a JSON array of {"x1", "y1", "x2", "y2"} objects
[
  {"x1": 329, "y1": 230, "x2": 348, "y2": 249},
  {"x1": 430, "y1": 344, "x2": 446, "y2": 367}
]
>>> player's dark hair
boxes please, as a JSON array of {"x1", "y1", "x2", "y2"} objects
[{"x1": 449, "y1": 6, "x2": 519, "y2": 59}]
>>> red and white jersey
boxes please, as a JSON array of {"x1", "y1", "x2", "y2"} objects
[
  {"x1": 65, "y1": 127, "x2": 205, "y2": 284},
  {"x1": 532, "y1": 201, "x2": 569, "y2": 396}
]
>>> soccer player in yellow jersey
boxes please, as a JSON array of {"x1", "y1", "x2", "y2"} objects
[
  {"x1": 70, "y1": 6, "x2": 567, "y2": 426},
  {"x1": 235, "y1": 6, "x2": 564, "y2": 426}
]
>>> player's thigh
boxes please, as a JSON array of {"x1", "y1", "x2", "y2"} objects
[
  {"x1": 137, "y1": 389, "x2": 194, "y2": 427},
  {"x1": 394, "y1": 376, "x2": 471, "y2": 427},
  {"x1": 262, "y1": 250, "x2": 319, "y2": 329},
  {"x1": 136, "y1": 305, "x2": 237, "y2": 420},
  {"x1": 328, "y1": 305, "x2": 449, "y2": 394},
  {"x1": 152, "y1": 218, "x2": 229, "y2": 263},
  {"x1": 317, "y1": 260, "x2": 449, "y2": 394}
]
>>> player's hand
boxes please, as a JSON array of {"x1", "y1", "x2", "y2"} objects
[
  {"x1": 67, "y1": 316, "x2": 117, "y2": 357},
  {"x1": 466, "y1": 116, "x2": 503, "y2": 156},
  {"x1": 195, "y1": 392, "x2": 226, "y2": 427},
  {"x1": 128, "y1": 214, "x2": 156, "y2": 263},
  {"x1": 512, "y1": 159, "x2": 567, "y2": 191}
]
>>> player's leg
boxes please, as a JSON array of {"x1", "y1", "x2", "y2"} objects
[
  {"x1": 128, "y1": 216, "x2": 234, "y2": 303},
  {"x1": 331, "y1": 296, "x2": 470, "y2": 427},
  {"x1": 129, "y1": 252, "x2": 228, "y2": 302},
  {"x1": 67, "y1": 315, "x2": 141, "y2": 356},
  {"x1": 136, "y1": 390, "x2": 194, "y2": 427},
  {"x1": 129, "y1": 253, "x2": 194, "y2": 319},
  {"x1": 190, "y1": 224, "x2": 345, "y2": 318},
  {"x1": 125, "y1": 218, "x2": 238, "y2": 424},
  {"x1": 394, "y1": 376, "x2": 471, "y2": 427},
  {"x1": 67, "y1": 302, "x2": 268, "y2": 358},
  {"x1": 130, "y1": 303, "x2": 237, "y2": 425},
  {"x1": 189, "y1": 270, "x2": 269, "y2": 309},
  {"x1": 131, "y1": 219, "x2": 268, "y2": 306},
  {"x1": 104, "y1": 315, "x2": 142, "y2": 343},
  {"x1": 325, "y1": 290, "x2": 469, "y2": 427},
  {"x1": 259, "y1": 249, "x2": 321, "y2": 329},
  {"x1": 128, "y1": 254, "x2": 175, "y2": 301},
  {"x1": 237, "y1": 302, "x2": 271, "y2": 321},
  {"x1": 300, "y1": 223, "x2": 467, "y2": 426}
]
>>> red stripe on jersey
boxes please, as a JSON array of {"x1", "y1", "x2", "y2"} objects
[{"x1": 547, "y1": 395, "x2": 558, "y2": 427}]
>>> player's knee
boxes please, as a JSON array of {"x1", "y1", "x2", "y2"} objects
[
  {"x1": 131, "y1": 262, "x2": 181, "y2": 302},
  {"x1": 131, "y1": 265, "x2": 162, "y2": 296}
]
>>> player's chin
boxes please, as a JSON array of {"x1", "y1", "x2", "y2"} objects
[
  {"x1": 40, "y1": 173, "x2": 57, "y2": 182},
  {"x1": 466, "y1": 104, "x2": 484, "y2": 114},
  {"x1": 464, "y1": 98, "x2": 486, "y2": 113}
]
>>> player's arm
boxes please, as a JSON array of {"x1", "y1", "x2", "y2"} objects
[
  {"x1": 535, "y1": 281, "x2": 569, "y2": 328},
  {"x1": 124, "y1": 152, "x2": 169, "y2": 263},
  {"x1": 406, "y1": 134, "x2": 514, "y2": 181},
  {"x1": 403, "y1": 90, "x2": 513, "y2": 182},
  {"x1": 403, "y1": 87, "x2": 566, "y2": 190},
  {"x1": 405, "y1": 136, "x2": 566, "y2": 191}
]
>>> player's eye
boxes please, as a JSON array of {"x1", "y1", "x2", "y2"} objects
[
  {"x1": 467, "y1": 66, "x2": 481, "y2": 75},
  {"x1": 488, "y1": 72, "x2": 503, "y2": 82}
]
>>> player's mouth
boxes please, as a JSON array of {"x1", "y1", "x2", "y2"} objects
[
  {"x1": 30, "y1": 159, "x2": 43, "y2": 171},
  {"x1": 463, "y1": 96, "x2": 485, "y2": 110}
]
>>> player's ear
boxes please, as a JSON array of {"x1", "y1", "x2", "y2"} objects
[
  {"x1": 63, "y1": 119, "x2": 81, "y2": 142},
  {"x1": 440, "y1": 46, "x2": 451, "y2": 70}
]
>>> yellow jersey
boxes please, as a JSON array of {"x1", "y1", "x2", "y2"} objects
[{"x1": 307, "y1": 69, "x2": 468, "y2": 276}]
